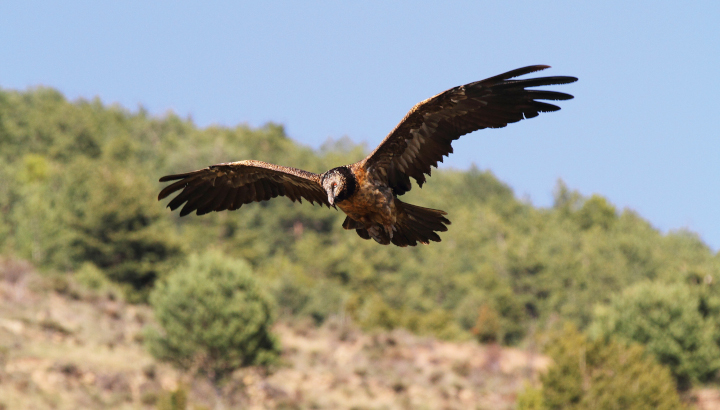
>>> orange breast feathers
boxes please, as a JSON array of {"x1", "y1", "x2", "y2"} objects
[{"x1": 337, "y1": 168, "x2": 397, "y2": 227}]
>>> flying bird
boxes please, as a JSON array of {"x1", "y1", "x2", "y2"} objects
[{"x1": 158, "y1": 65, "x2": 577, "y2": 246}]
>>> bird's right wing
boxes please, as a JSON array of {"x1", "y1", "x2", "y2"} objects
[
  {"x1": 158, "y1": 160, "x2": 331, "y2": 216},
  {"x1": 361, "y1": 65, "x2": 577, "y2": 195}
]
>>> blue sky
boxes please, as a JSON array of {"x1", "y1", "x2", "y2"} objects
[{"x1": 1, "y1": 1, "x2": 718, "y2": 250}]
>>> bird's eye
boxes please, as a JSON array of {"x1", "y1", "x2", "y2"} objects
[{"x1": 332, "y1": 183, "x2": 337, "y2": 188}]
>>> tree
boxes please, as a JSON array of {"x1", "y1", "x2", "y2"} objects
[
  {"x1": 472, "y1": 303, "x2": 501, "y2": 343},
  {"x1": 591, "y1": 281, "x2": 720, "y2": 388},
  {"x1": 146, "y1": 251, "x2": 280, "y2": 405},
  {"x1": 61, "y1": 160, "x2": 183, "y2": 300},
  {"x1": 522, "y1": 324, "x2": 684, "y2": 410},
  {"x1": 575, "y1": 195, "x2": 617, "y2": 231}
]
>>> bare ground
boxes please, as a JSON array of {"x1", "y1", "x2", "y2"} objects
[{"x1": 0, "y1": 258, "x2": 717, "y2": 409}]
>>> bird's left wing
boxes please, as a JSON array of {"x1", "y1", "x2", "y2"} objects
[
  {"x1": 158, "y1": 160, "x2": 330, "y2": 216},
  {"x1": 361, "y1": 65, "x2": 577, "y2": 195}
]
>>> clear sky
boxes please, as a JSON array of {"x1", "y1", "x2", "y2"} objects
[{"x1": 1, "y1": 1, "x2": 718, "y2": 250}]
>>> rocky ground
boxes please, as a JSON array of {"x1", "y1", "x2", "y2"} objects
[{"x1": 0, "y1": 258, "x2": 717, "y2": 409}]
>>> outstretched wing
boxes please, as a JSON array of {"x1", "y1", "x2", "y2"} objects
[
  {"x1": 361, "y1": 65, "x2": 577, "y2": 195},
  {"x1": 158, "y1": 160, "x2": 330, "y2": 216}
]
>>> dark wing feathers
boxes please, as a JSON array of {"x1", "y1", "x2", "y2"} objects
[
  {"x1": 158, "y1": 160, "x2": 330, "y2": 216},
  {"x1": 361, "y1": 65, "x2": 577, "y2": 195}
]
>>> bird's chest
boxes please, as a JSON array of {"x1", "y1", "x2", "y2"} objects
[{"x1": 337, "y1": 177, "x2": 396, "y2": 225}]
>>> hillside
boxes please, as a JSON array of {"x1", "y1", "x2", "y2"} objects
[
  {"x1": 0, "y1": 257, "x2": 551, "y2": 409},
  {"x1": 1, "y1": 87, "x2": 717, "y2": 337},
  {"x1": 3, "y1": 260, "x2": 720, "y2": 409},
  {"x1": 1, "y1": 87, "x2": 719, "y2": 406}
]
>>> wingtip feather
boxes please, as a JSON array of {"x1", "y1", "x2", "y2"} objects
[
  {"x1": 159, "y1": 174, "x2": 184, "y2": 182},
  {"x1": 490, "y1": 65, "x2": 552, "y2": 82}
]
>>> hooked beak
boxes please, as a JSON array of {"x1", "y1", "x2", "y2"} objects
[{"x1": 327, "y1": 193, "x2": 335, "y2": 206}]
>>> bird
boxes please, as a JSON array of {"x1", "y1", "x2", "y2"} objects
[{"x1": 158, "y1": 65, "x2": 577, "y2": 247}]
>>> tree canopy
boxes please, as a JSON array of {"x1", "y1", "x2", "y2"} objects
[
  {"x1": 519, "y1": 324, "x2": 684, "y2": 410},
  {"x1": 147, "y1": 250, "x2": 280, "y2": 385},
  {"x1": 1, "y1": 87, "x2": 718, "y2": 336}
]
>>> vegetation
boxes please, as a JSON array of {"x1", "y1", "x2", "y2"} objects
[
  {"x1": 0, "y1": 259, "x2": 550, "y2": 409},
  {"x1": 591, "y1": 280, "x2": 720, "y2": 388},
  {"x1": 147, "y1": 251, "x2": 280, "y2": 389},
  {"x1": 518, "y1": 324, "x2": 684, "y2": 410},
  {"x1": 0, "y1": 86, "x2": 719, "y2": 406}
]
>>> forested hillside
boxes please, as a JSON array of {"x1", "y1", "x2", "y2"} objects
[{"x1": 1, "y1": 87, "x2": 719, "y2": 407}]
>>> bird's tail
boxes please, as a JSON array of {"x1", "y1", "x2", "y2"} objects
[
  {"x1": 342, "y1": 200, "x2": 450, "y2": 247},
  {"x1": 391, "y1": 200, "x2": 450, "y2": 246}
]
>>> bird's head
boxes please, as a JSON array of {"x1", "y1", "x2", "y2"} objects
[{"x1": 321, "y1": 167, "x2": 356, "y2": 206}]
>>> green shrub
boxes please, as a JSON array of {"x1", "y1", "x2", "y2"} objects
[
  {"x1": 592, "y1": 281, "x2": 720, "y2": 388},
  {"x1": 156, "y1": 386, "x2": 187, "y2": 410},
  {"x1": 534, "y1": 324, "x2": 684, "y2": 410},
  {"x1": 74, "y1": 262, "x2": 109, "y2": 290},
  {"x1": 516, "y1": 383, "x2": 545, "y2": 410},
  {"x1": 146, "y1": 251, "x2": 280, "y2": 387},
  {"x1": 62, "y1": 162, "x2": 183, "y2": 301},
  {"x1": 575, "y1": 195, "x2": 617, "y2": 230},
  {"x1": 472, "y1": 303, "x2": 500, "y2": 343}
]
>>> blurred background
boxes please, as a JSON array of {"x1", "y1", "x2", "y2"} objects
[{"x1": 0, "y1": 1, "x2": 718, "y2": 409}]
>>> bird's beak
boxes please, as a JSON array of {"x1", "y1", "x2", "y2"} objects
[{"x1": 328, "y1": 193, "x2": 335, "y2": 206}]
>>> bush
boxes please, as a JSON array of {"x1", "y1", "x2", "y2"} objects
[
  {"x1": 591, "y1": 281, "x2": 720, "y2": 388},
  {"x1": 272, "y1": 273, "x2": 346, "y2": 325},
  {"x1": 62, "y1": 162, "x2": 183, "y2": 301},
  {"x1": 516, "y1": 383, "x2": 544, "y2": 410},
  {"x1": 74, "y1": 262, "x2": 109, "y2": 290},
  {"x1": 472, "y1": 303, "x2": 500, "y2": 343},
  {"x1": 146, "y1": 251, "x2": 280, "y2": 388},
  {"x1": 529, "y1": 324, "x2": 684, "y2": 410},
  {"x1": 575, "y1": 195, "x2": 617, "y2": 230},
  {"x1": 458, "y1": 287, "x2": 527, "y2": 345}
]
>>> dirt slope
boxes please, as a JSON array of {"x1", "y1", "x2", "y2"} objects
[{"x1": 1, "y1": 258, "x2": 716, "y2": 409}]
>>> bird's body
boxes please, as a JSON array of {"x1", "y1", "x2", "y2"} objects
[
  {"x1": 333, "y1": 166, "x2": 395, "y2": 231},
  {"x1": 328, "y1": 164, "x2": 398, "y2": 244},
  {"x1": 158, "y1": 65, "x2": 577, "y2": 246}
]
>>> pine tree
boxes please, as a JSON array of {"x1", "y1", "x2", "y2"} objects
[{"x1": 146, "y1": 251, "x2": 280, "y2": 404}]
